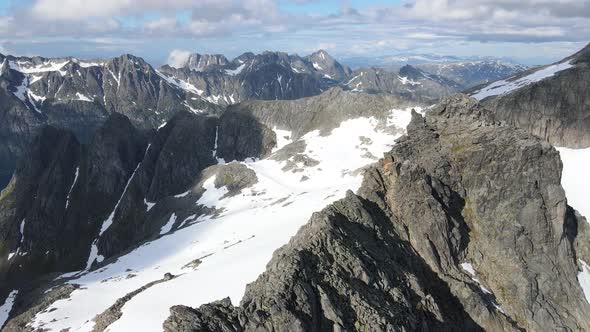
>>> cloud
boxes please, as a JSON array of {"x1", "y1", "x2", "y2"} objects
[
  {"x1": 0, "y1": 0, "x2": 586, "y2": 65},
  {"x1": 166, "y1": 49, "x2": 192, "y2": 68}
]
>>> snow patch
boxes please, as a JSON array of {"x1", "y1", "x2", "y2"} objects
[
  {"x1": 144, "y1": 199, "x2": 156, "y2": 212},
  {"x1": 9, "y1": 59, "x2": 69, "y2": 76},
  {"x1": 272, "y1": 128, "x2": 293, "y2": 153},
  {"x1": 160, "y1": 214, "x2": 178, "y2": 235},
  {"x1": 578, "y1": 259, "x2": 590, "y2": 303},
  {"x1": 75, "y1": 92, "x2": 93, "y2": 102},
  {"x1": 156, "y1": 71, "x2": 204, "y2": 96},
  {"x1": 557, "y1": 147, "x2": 590, "y2": 220},
  {"x1": 0, "y1": 290, "x2": 18, "y2": 328},
  {"x1": 398, "y1": 76, "x2": 421, "y2": 86},
  {"x1": 224, "y1": 63, "x2": 245, "y2": 76},
  {"x1": 183, "y1": 102, "x2": 203, "y2": 114},
  {"x1": 65, "y1": 167, "x2": 80, "y2": 209},
  {"x1": 197, "y1": 176, "x2": 228, "y2": 208}
]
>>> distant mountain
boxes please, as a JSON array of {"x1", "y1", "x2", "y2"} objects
[
  {"x1": 158, "y1": 50, "x2": 351, "y2": 106},
  {"x1": 417, "y1": 60, "x2": 529, "y2": 89},
  {"x1": 341, "y1": 53, "x2": 527, "y2": 90},
  {"x1": 0, "y1": 53, "x2": 222, "y2": 189},
  {"x1": 341, "y1": 65, "x2": 461, "y2": 103},
  {"x1": 470, "y1": 42, "x2": 590, "y2": 148},
  {"x1": 341, "y1": 53, "x2": 521, "y2": 67},
  {"x1": 182, "y1": 54, "x2": 230, "y2": 72}
]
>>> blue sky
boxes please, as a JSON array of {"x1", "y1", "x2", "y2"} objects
[{"x1": 0, "y1": 0, "x2": 588, "y2": 66}]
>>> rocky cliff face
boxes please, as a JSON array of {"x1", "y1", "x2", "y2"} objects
[
  {"x1": 184, "y1": 54, "x2": 230, "y2": 72},
  {"x1": 0, "y1": 95, "x2": 325, "y2": 294},
  {"x1": 225, "y1": 87, "x2": 419, "y2": 140},
  {"x1": 164, "y1": 94, "x2": 590, "y2": 331},
  {"x1": 0, "y1": 114, "x2": 149, "y2": 289},
  {"x1": 0, "y1": 53, "x2": 222, "y2": 189},
  {"x1": 474, "y1": 43, "x2": 590, "y2": 148}
]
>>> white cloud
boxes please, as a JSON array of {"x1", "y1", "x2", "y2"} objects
[{"x1": 166, "y1": 49, "x2": 192, "y2": 68}]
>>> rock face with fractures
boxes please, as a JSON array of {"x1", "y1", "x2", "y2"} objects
[
  {"x1": 478, "y1": 42, "x2": 590, "y2": 148},
  {"x1": 0, "y1": 53, "x2": 222, "y2": 189},
  {"x1": 164, "y1": 94, "x2": 590, "y2": 331}
]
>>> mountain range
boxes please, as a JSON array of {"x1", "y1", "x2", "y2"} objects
[
  {"x1": 0, "y1": 43, "x2": 588, "y2": 331},
  {"x1": 0, "y1": 49, "x2": 529, "y2": 190}
]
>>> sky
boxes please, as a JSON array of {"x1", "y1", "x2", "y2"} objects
[{"x1": 0, "y1": 0, "x2": 588, "y2": 66}]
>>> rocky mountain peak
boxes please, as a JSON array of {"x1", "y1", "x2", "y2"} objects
[
  {"x1": 306, "y1": 49, "x2": 351, "y2": 81},
  {"x1": 164, "y1": 93, "x2": 590, "y2": 331},
  {"x1": 398, "y1": 64, "x2": 425, "y2": 80},
  {"x1": 185, "y1": 53, "x2": 230, "y2": 71}
]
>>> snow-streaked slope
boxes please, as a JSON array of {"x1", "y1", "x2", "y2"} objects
[
  {"x1": 155, "y1": 70, "x2": 204, "y2": 96},
  {"x1": 558, "y1": 147, "x2": 590, "y2": 220},
  {"x1": 472, "y1": 61, "x2": 573, "y2": 100},
  {"x1": 8, "y1": 59, "x2": 69, "y2": 76},
  {"x1": 30, "y1": 107, "x2": 421, "y2": 332}
]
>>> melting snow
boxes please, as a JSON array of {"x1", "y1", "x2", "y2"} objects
[
  {"x1": 159, "y1": 214, "x2": 178, "y2": 235},
  {"x1": 312, "y1": 62, "x2": 323, "y2": 71},
  {"x1": 78, "y1": 61, "x2": 103, "y2": 68},
  {"x1": 144, "y1": 199, "x2": 156, "y2": 212},
  {"x1": 224, "y1": 63, "x2": 245, "y2": 76},
  {"x1": 9, "y1": 59, "x2": 69, "y2": 76},
  {"x1": 155, "y1": 71, "x2": 204, "y2": 96},
  {"x1": 557, "y1": 147, "x2": 590, "y2": 220},
  {"x1": 183, "y1": 102, "x2": 203, "y2": 114},
  {"x1": 204, "y1": 95, "x2": 222, "y2": 104},
  {"x1": 398, "y1": 76, "x2": 421, "y2": 86},
  {"x1": 75, "y1": 92, "x2": 93, "y2": 102},
  {"x1": 0, "y1": 290, "x2": 18, "y2": 328},
  {"x1": 472, "y1": 61, "x2": 573, "y2": 100},
  {"x1": 578, "y1": 260, "x2": 590, "y2": 303},
  {"x1": 290, "y1": 65, "x2": 302, "y2": 73},
  {"x1": 31, "y1": 108, "x2": 418, "y2": 332}
]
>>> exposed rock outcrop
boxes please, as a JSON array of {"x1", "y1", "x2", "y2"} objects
[
  {"x1": 479, "y1": 43, "x2": 590, "y2": 148},
  {"x1": 0, "y1": 113, "x2": 149, "y2": 289},
  {"x1": 164, "y1": 94, "x2": 590, "y2": 331},
  {"x1": 226, "y1": 87, "x2": 418, "y2": 140},
  {"x1": 0, "y1": 52, "x2": 221, "y2": 190},
  {"x1": 342, "y1": 65, "x2": 460, "y2": 104}
]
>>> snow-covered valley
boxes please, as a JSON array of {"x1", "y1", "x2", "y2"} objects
[{"x1": 29, "y1": 108, "x2": 421, "y2": 332}]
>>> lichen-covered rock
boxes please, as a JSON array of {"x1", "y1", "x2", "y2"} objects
[{"x1": 164, "y1": 94, "x2": 589, "y2": 331}]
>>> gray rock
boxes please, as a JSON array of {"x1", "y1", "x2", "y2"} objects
[
  {"x1": 164, "y1": 94, "x2": 589, "y2": 331},
  {"x1": 479, "y1": 43, "x2": 590, "y2": 148},
  {"x1": 417, "y1": 61, "x2": 528, "y2": 89},
  {"x1": 341, "y1": 65, "x2": 460, "y2": 104},
  {"x1": 0, "y1": 52, "x2": 221, "y2": 190},
  {"x1": 226, "y1": 87, "x2": 420, "y2": 141}
]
